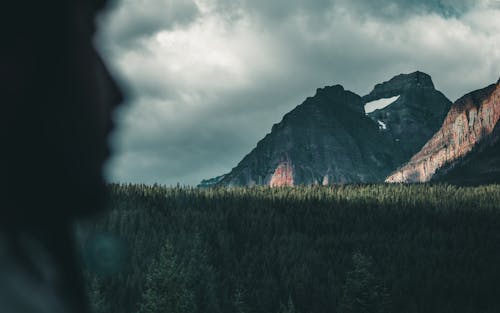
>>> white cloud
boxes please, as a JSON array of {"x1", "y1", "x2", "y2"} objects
[
  {"x1": 98, "y1": 0, "x2": 199, "y2": 49},
  {"x1": 99, "y1": 0, "x2": 500, "y2": 185}
]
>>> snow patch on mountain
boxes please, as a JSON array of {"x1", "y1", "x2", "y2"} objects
[
  {"x1": 364, "y1": 95, "x2": 400, "y2": 114},
  {"x1": 378, "y1": 120, "x2": 387, "y2": 130}
]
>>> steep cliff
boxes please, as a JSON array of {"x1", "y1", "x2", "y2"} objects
[
  {"x1": 387, "y1": 80, "x2": 500, "y2": 183},
  {"x1": 434, "y1": 124, "x2": 500, "y2": 185}
]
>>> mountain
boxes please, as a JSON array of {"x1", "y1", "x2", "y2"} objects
[
  {"x1": 202, "y1": 71, "x2": 451, "y2": 187},
  {"x1": 218, "y1": 85, "x2": 400, "y2": 186},
  {"x1": 364, "y1": 71, "x2": 452, "y2": 161},
  {"x1": 386, "y1": 79, "x2": 500, "y2": 183}
]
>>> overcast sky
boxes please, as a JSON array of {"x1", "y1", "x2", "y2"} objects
[{"x1": 97, "y1": 0, "x2": 500, "y2": 186}]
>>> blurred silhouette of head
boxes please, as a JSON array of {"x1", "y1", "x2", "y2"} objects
[{"x1": 1, "y1": 1, "x2": 123, "y2": 224}]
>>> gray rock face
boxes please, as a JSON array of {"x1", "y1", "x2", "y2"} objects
[
  {"x1": 364, "y1": 71, "x2": 452, "y2": 161},
  {"x1": 200, "y1": 72, "x2": 452, "y2": 186}
]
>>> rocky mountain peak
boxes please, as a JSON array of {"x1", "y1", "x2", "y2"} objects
[
  {"x1": 363, "y1": 71, "x2": 435, "y2": 102},
  {"x1": 310, "y1": 84, "x2": 364, "y2": 114},
  {"x1": 315, "y1": 84, "x2": 344, "y2": 95},
  {"x1": 363, "y1": 71, "x2": 451, "y2": 161}
]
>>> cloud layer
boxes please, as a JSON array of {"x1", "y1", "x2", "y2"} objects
[{"x1": 97, "y1": 0, "x2": 500, "y2": 185}]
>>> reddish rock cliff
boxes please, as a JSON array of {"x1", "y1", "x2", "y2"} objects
[
  {"x1": 269, "y1": 161, "x2": 294, "y2": 187},
  {"x1": 386, "y1": 81, "x2": 500, "y2": 183}
]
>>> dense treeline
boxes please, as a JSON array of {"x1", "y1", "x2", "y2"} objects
[{"x1": 78, "y1": 184, "x2": 500, "y2": 313}]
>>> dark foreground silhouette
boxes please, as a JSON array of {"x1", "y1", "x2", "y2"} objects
[{"x1": 1, "y1": 1, "x2": 122, "y2": 312}]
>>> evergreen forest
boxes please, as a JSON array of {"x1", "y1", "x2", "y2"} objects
[{"x1": 79, "y1": 184, "x2": 500, "y2": 313}]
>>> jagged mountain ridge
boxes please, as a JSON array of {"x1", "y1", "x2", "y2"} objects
[
  {"x1": 200, "y1": 71, "x2": 452, "y2": 187},
  {"x1": 386, "y1": 79, "x2": 500, "y2": 183},
  {"x1": 198, "y1": 175, "x2": 226, "y2": 188}
]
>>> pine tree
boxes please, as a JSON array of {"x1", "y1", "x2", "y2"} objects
[
  {"x1": 184, "y1": 234, "x2": 220, "y2": 313},
  {"x1": 233, "y1": 286, "x2": 249, "y2": 313},
  {"x1": 137, "y1": 240, "x2": 196, "y2": 313},
  {"x1": 87, "y1": 276, "x2": 108, "y2": 313},
  {"x1": 338, "y1": 253, "x2": 391, "y2": 313},
  {"x1": 279, "y1": 295, "x2": 296, "y2": 313}
]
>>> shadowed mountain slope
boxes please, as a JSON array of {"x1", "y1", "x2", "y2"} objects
[
  {"x1": 217, "y1": 85, "x2": 400, "y2": 186},
  {"x1": 364, "y1": 71, "x2": 452, "y2": 161}
]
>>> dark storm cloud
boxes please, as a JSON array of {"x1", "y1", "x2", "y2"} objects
[
  {"x1": 99, "y1": 0, "x2": 200, "y2": 49},
  {"x1": 212, "y1": 0, "x2": 476, "y2": 21},
  {"x1": 108, "y1": 82, "x2": 312, "y2": 184},
  {"x1": 100, "y1": 0, "x2": 500, "y2": 185},
  {"x1": 340, "y1": 0, "x2": 475, "y2": 18}
]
